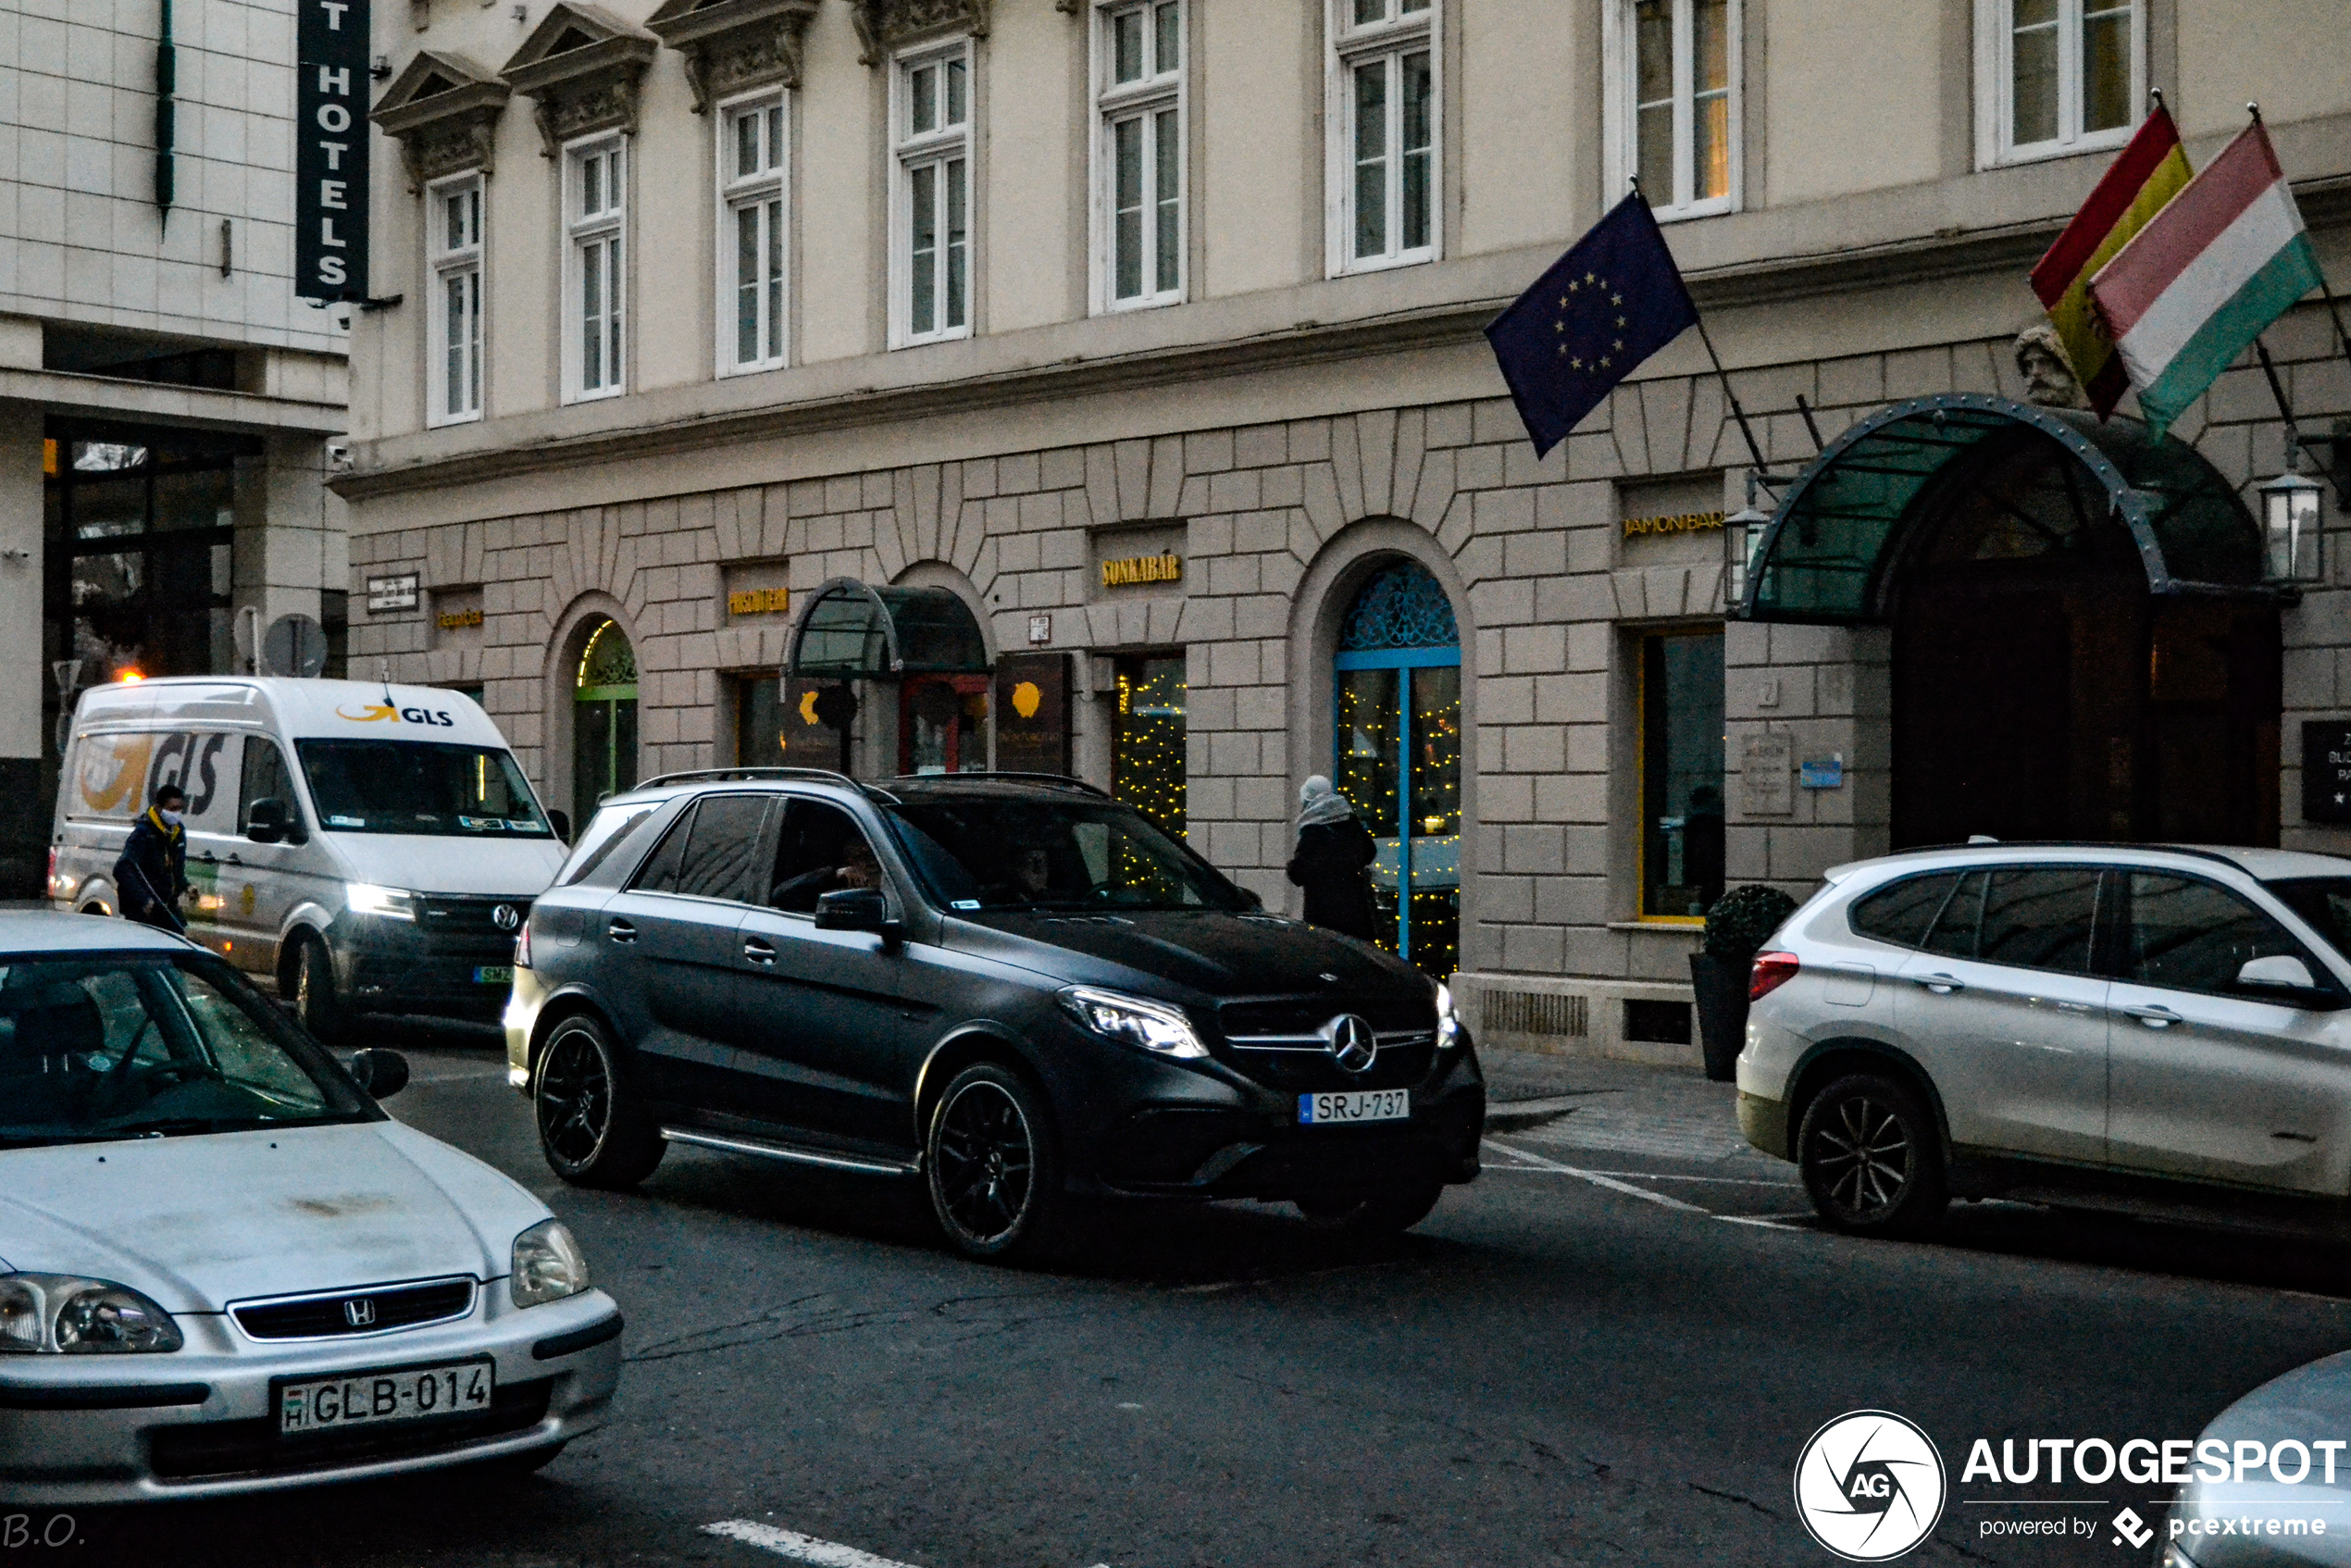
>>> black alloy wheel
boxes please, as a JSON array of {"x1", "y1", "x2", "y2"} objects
[
  {"x1": 291, "y1": 936, "x2": 348, "y2": 1041},
  {"x1": 1294, "y1": 1181, "x2": 1448, "y2": 1235},
  {"x1": 534, "y1": 1015, "x2": 664, "y2": 1189},
  {"x1": 1797, "y1": 1072, "x2": 1947, "y2": 1237},
  {"x1": 926, "y1": 1064, "x2": 1065, "y2": 1263}
]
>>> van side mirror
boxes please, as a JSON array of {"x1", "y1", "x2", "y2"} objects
[
  {"x1": 815, "y1": 887, "x2": 887, "y2": 934},
  {"x1": 245, "y1": 799, "x2": 287, "y2": 845},
  {"x1": 346, "y1": 1048, "x2": 409, "y2": 1099},
  {"x1": 548, "y1": 809, "x2": 573, "y2": 844}
]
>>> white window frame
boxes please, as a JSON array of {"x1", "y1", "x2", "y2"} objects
[
  {"x1": 890, "y1": 38, "x2": 975, "y2": 350},
  {"x1": 425, "y1": 171, "x2": 484, "y2": 426},
  {"x1": 1974, "y1": 0, "x2": 2145, "y2": 168},
  {"x1": 1324, "y1": 0, "x2": 1439, "y2": 279},
  {"x1": 563, "y1": 134, "x2": 627, "y2": 403},
  {"x1": 715, "y1": 89, "x2": 790, "y2": 376},
  {"x1": 1091, "y1": 0, "x2": 1186, "y2": 314},
  {"x1": 1602, "y1": 0, "x2": 1741, "y2": 222}
]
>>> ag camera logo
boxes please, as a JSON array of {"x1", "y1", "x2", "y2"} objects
[{"x1": 1795, "y1": 1411, "x2": 1947, "y2": 1561}]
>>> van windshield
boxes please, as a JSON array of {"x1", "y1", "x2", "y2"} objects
[{"x1": 296, "y1": 740, "x2": 554, "y2": 838}]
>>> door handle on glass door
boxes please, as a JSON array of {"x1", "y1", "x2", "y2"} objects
[
  {"x1": 742, "y1": 938, "x2": 776, "y2": 965},
  {"x1": 606, "y1": 918, "x2": 637, "y2": 944},
  {"x1": 1911, "y1": 973, "x2": 1965, "y2": 994},
  {"x1": 2121, "y1": 1003, "x2": 2183, "y2": 1027}
]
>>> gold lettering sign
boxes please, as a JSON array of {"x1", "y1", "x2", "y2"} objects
[
  {"x1": 436, "y1": 606, "x2": 484, "y2": 629},
  {"x1": 1622, "y1": 510, "x2": 1726, "y2": 538},
  {"x1": 1100, "y1": 554, "x2": 1183, "y2": 589},
  {"x1": 728, "y1": 587, "x2": 790, "y2": 616}
]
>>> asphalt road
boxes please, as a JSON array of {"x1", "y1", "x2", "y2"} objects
[{"x1": 35, "y1": 1029, "x2": 2351, "y2": 1568}]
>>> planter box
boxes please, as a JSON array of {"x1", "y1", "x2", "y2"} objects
[{"x1": 1687, "y1": 952, "x2": 1748, "y2": 1083}]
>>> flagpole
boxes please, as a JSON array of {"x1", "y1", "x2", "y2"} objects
[{"x1": 1632, "y1": 176, "x2": 1772, "y2": 474}]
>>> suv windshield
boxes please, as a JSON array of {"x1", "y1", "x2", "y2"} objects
[
  {"x1": 883, "y1": 795, "x2": 1250, "y2": 914},
  {"x1": 297, "y1": 740, "x2": 553, "y2": 837},
  {"x1": 0, "y1": 953, "x2": 373, "y2": 1149},
  {"x1": 2266, "y1": 878, "x2": 2351, "y2": 964}
]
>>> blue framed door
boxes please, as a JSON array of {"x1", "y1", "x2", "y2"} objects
[{"x1": 1332, "y1": 563, "x2": 1462, "y2": 977}]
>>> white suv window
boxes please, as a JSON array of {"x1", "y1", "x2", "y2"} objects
[
  {"x1": 1921, "y1": 867, "x2": 2101, "y2": 975},
  {"x1": 2125, "y1": 874, "x2": 2325, "y2": 1001}
]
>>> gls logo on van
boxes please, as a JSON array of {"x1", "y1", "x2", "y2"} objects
[{"x1": 335, "y1": 703, "x2": 458, "y2": 728}]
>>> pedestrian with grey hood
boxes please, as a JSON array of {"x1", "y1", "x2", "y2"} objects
[{"x1": 1286, "y1": 776, "x2": 1380, "y2": 941}]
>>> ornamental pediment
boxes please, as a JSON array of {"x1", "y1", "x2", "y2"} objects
[
  {"x1": 370, "y1": 50, "x2": 510, "y2": 193},
  {"x1": 498, "y1": 2, "x2": 659, "y2": 155},
  {"x1": 846, "y1": 0, "x2": 990, "y2": 66},
  {"x1": 644, "y1": 0, "x2": 820, "y2": 112}
]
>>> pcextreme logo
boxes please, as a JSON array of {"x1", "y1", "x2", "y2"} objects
[
  {"x1": 335, "y1": 703, "x2": 459, "y2": 728},
  {"x1": 1795, "y1": 1411, "x2": 1948, "y2": 1562}
]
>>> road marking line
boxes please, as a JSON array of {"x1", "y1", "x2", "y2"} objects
[
  {"x1": 1544, "y1": 1169, "x2": 1802, "y2": 1188},
  {"x1": 703, "y1": 1521, "x2": 927, "y2": 1568},
  {"x1": 1715, "y1": 1213, "x2": 1815, "y2": 1231},
  {"x1": 1481, "y1": 1138, "x2": 1710, "y2": 1213}
]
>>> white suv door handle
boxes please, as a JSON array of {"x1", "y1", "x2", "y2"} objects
[
  {"x1": 1911, "y1": 972, "x2": 1965, "y2": 994},
  {"x1": 2121, "y1": 1003, "x2": 2183, "y2": 1027}
]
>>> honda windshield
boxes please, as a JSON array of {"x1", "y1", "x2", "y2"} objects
[
  {"x1": 882, "y1": 795, "x2": 1251, "y2": 914},
  {"x1": 0, "y1": 953, "x2": 374, "y2": 1149},
  {"x1": 297, "y1": 740, "x2": 553, "y2": 837}
]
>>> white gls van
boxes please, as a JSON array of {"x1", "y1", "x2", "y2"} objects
[{"x1": 49, "y1": 678, "x2": 568, "y2": 1038}]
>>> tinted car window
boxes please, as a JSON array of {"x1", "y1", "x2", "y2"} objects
[
  {"x1": 1921, "y1": 871, "x2": 1985, "y2": 959},
  {"x1": 238, "y1": 737, "x2": 305, "y2": 833},
  {"x1": 559, "y1": 803, "x2": 661, "y2": 887},
  {"x1": 883, "y1": 795, "x2": 1247, "y2": 913},
  {"x1": 630, "y1": 805, "x2": 695, "y2": 893},
  {"x1": 672, "y1": 794, "x2": 772, "y2": 903},
  {"x1": 769, "y1": 802, "x2": 885, "y2": 913},
  {"x1": 2128, "y1": 874, "x2": 2320, "y2": 998},
  {"x1": 1849, "y1": 873, "x2": 1959, "y2": 948},
  {"x1": 1976, "y1": 868, "x2": 2101, "y2": 975},
  {"x1": 2266, "y1": 878, "x2": 2351, "y2": 964}
]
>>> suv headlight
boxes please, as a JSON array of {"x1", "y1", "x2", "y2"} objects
[
  {"x1": 511, "y1": 1219, "x2": 590, "y2": 1308},
  {"x1": 0, "y1": 1274, "x2": 183, "y2": 1354},
  {"x1": 1058, "y1": 986, "x2": 1208, "y2": 1059},
  {"x1": 1434, "y1": 982, "x2": 1462, "y2": 1050},
  {"x1": 345, "y1": 883, "x2": 417, "y2": 921}
]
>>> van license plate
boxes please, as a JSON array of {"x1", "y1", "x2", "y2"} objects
[
  {"x1": 1299, "y1": 1089, "x2": 1410, "y2": 1126},
  {"x1": 279, "y1": 1359, "x2": 492, "y2": 1436},
  {"x1": 474, "y1": 965, "x2": 512, "y2": 984}
]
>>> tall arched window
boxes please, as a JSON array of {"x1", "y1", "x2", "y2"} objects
[
  {"x1": 574, "y1": 618, "x2": 639, "y2": 826},
  {"x1": 1334, "y1": 560, "x2": 1462, "y2": 976}
]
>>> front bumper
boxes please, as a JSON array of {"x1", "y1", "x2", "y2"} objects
[
  {"x1": 330, "y1": 897, "x2": 533, "y2": 1021},
  {"x1": 0, "y1": 1287, "x2": 620, "y2": 1505}
]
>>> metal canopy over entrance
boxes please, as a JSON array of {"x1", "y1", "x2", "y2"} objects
[
  {"x1": 1737, "y1": 392, "x2": 2272, "y2": 625},
  {"x1": 784, "y1": 578, "x2": 991, "y2": 679}
]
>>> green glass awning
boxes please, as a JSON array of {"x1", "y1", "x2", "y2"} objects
[
  {"x1": 785, "y1": 578, "x2": 992, "y2": 679},
  {"x1": 1738, "y1": 393, "x2": 2271, "y2": 624}
]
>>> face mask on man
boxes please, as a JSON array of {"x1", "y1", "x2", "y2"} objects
[{"x1": 157, "y1": 808, "x2": 183, "y2": 828}]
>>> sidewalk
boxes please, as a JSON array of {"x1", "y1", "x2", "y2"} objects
[{"x1": 1478, "y1": 1044, "x2": 1776, "y2": 1167}]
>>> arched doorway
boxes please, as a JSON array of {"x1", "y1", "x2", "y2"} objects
[
  {"x1": 1890, "y1": 429, "x2": 2281, "y2": 846},
  {"x1": 573, "y1": 617, "x2": 638, "y2": 827},
  {"x1": 1742, "y1": 394, "x2": 2283, "y2": 851},
  {"x1": 1333, "y1": 560, "x2": 1462, "y2": 977}
]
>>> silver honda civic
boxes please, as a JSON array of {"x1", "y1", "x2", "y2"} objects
[{"x1": 0, "y1": 914, "x2": 621, "y2": 1504}]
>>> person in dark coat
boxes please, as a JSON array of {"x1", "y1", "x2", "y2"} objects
[
  {"x1": 1285, "y1": 776, "x2": 1379, "y2": 941},
  {"x1": 115, "y1": 785, "x2": 190, "y2": 935}
]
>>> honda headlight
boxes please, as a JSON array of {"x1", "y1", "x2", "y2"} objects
[
  {"x1": 1058, "y1": 986, "x2": 1208, "y2": 1059},
  {"x1": 344, "y1": 883, "x2": 417, "y2": 921},
  {"x1": 1434, "y1": 981, "x2": 1462, "y2": 1051},
  {"x1": 0, "y1": 1274, "x2": 183, "y2": 1354},
  {"x1": 510, "y1": 1219, "x2": 590, "y2": 1308}
]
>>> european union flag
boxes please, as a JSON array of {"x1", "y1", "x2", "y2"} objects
[{"x1": 1484, "y1": 193, "x2": 1699, "y2": 457}]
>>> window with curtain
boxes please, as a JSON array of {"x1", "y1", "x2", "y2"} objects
[
  {"x1": 719, "y1": 93, "x2": 788, "y2": 374},
  {"x1": 1614, "y1": 0, "x2": 1736, "y2": 220},
  {"x1": 1328, "y1": 0, "x2": 1437, "y2": 275},
  {"x1": 1980, "y1": 0, "x2": 2140, "y2": 166}
]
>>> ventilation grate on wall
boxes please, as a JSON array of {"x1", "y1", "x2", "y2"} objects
[{"x1": 1480, "y1": 989, "x2": 1588, "y2": 1039}]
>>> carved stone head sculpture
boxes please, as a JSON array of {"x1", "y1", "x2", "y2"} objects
[{"x1": 2013, "y1": 323, "x2": 2089, "y2": 410}]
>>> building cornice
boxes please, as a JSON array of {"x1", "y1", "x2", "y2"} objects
[{"x1": 5, "y1": 367, "x2": 348, "y2": 436}]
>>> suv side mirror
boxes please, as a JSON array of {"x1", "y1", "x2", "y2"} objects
[
  {"x1": 815, "y1": 887, "x2": 887, "y2": 934},
  {"x1": 245, "y1": 798, "x2": 287, "y2": 845},
  {"x1": 548, "y1": 808, "x2": 572, "y2": 845},
  {"x1": 2236, "y1": 954, "x2": 2335, "y2": 1006},
  {"x1": 346, "y1": 1048, "x2": 409, "y2": 1099}
]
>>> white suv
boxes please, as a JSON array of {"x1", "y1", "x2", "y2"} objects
[{"x1": 1736, "y1": 843, "x2": 2351, "y2": 1238}]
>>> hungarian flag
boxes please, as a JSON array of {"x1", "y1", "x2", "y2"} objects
[
  {"x1": 2089, "y1": 119, "x2": 2323, "y2": 438},
  {"x1": 2029, "y1": 106, "x2": 2192, "y2": 417}
]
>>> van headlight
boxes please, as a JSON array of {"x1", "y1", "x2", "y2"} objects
[
  {"x1": 1434, "y1": 982, "x2": 1462, "y2": 1050},
  {"x1": 345, "y1": 883, "x2": 417, "y2": 921},
  {"x1": 510, "y1": 1220, "x2": 590, "y2": 1308},
  {"x1": 1058, "y1": 986, "x2": 1208, "y2": 1059},
  {"x1": 0, "y1": 1274, "x2": 184, "y2": 1354}
]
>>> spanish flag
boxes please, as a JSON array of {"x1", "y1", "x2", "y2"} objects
[{"x1": 2029, "y1": 106, "x2": 2193, "y2": 417}]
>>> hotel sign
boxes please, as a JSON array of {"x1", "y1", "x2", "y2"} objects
[
  {"x1": 293, "y1": 0, "x2": 369, "y2": 301},
  {"x1": 1622, "y1": 510, "x2": 1725, "y2": 538},
  {"x1": 2304, "y1": 723, "x2": 2351, "y2": 826},
  {"x1": 1100, "y1": 553, "x2": 1182, "y2": 589}
]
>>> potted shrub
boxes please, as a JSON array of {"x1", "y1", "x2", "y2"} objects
[{"x1": 1689, "y1": 884, "x2": 1798, "y2": 1082}]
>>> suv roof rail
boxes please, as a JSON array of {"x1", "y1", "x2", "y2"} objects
[
  {"x1": 889, "y1": 771, "x2": 1112, "y2": 798},
  {"x1": 1900, "y1": 840, "x2": 2252, "y2": 870},
  {"x1": 638, "y1": 766, "x2": 865, "y2": 790}
]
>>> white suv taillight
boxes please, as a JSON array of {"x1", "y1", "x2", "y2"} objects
[{"x1": 1749, "y1": 952, "x2": 1800, "y2": 1001}]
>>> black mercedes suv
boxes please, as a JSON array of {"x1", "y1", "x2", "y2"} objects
[{"x1": 505, "y1": 768, "x2": 1484, "y2": 1261}]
